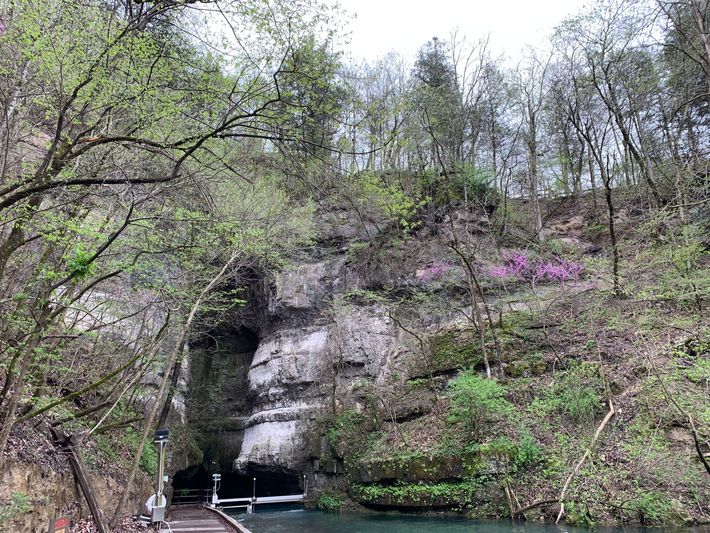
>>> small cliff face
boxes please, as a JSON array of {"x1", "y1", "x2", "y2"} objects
[
  {"x1": 0, "y1": 459, "x2": 150, "y2": 532},
  {"x1": 235, "y1": 305, "x2": 419, "y2": 474}
]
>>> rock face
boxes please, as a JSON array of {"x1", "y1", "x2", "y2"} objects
[
  {"x1": 0, "y1": 459, "x2": 150, "y2": 532},
  {"x1": 233, "y1": 303, "x2": 419, "y2": 475},
  {"x1": 185, "y1": 207, "x2": 583, "y2": 483},
  {"x1": 185, "y1": 206, "x2": 431, "y2": 479}
]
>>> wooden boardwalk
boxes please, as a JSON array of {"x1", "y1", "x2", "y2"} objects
[{"x1": 161, "y1": 507, "x2": 250, "y2": 533}]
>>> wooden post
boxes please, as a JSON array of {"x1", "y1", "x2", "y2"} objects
[{"x1": 51, "y1": 428, "x2": 112, "y2": 533}]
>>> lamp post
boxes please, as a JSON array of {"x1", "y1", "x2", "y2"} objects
[
  {"x1": 151, "y1": 428, "x2": 169, "y2": 523},
  {"x1": 211, "y1": 473, "x2": 221, "y2": 506},
  {"x1": 252, "y1": 477, "x2": 256, "y2": 501}
]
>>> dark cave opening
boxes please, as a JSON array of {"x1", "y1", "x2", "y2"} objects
[
  {"x1": 187, "y1": 326, "x2": 259, "y2": 474},
  {"x1": 172, "y1": 464, "x2": 302, "y2": 498},
  {"x1": 174, "y1": 324, "x2": 302, "y2": 501}
]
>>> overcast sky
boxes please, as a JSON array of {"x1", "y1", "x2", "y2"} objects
[{"x1": 337, "y1": 0, "x2": 589, "y2": 63}]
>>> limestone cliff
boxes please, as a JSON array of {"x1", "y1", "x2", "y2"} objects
[{"x1": 184, "y1": 198, "x2": 709, "y2": 526}]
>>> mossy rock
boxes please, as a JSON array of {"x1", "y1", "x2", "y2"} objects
[
  {"x1": 530, "y1": 359, "x2": 547, "y2": 375},
  {"x1": 391, "y1": 390, "x2": 436, "y2": 421},
  {"x1": 504, "y1": 360, "x2": 530, "y2": 377},
  {"x1": 430, "y1": 331, "x2": 483, "y2": 372},
  {"x1": 318, "y1": 458, "x2": 344, "y2": 475},
  {"x1": 353, "y1": 447, "x2": 511, "y2": 484}
]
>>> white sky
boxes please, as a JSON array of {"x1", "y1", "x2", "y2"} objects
[{"x1": 337, "y1": 0, "x2": 590, "y2": 63}]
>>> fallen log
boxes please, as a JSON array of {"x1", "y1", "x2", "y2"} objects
[{"x1": 50, "y1": 427, "x2": 112, "y2": 533}]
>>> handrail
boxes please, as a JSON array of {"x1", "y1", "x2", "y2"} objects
[
  {"x1": 171, "y1": 488, "x2": 213, "y2": 508},
  {"x1": 212, "y1": 493, "x2": 306, "y2": 506}
]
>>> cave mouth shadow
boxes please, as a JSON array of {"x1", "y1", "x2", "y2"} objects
[
  {"x1": 193, "y1": 325, "x2": 260, "y2": 354},
  {"x1": 172, "y1": 464, "x2": 302, "y2": 498}
]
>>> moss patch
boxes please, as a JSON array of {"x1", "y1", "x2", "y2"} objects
[
  {"x1": 352, "y1": 479, "x2": 485, "y2": 508},
  {"x1": 430, "y1": 331, "x2": 482, "y2": 372}
]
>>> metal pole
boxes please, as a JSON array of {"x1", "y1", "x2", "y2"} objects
[
  {"x1": 212, "y1": 474, "x2": 221, "y2": 506},
  {"x1": 303, "y1": 475, "x2": 307, "y2": 497},
  {"x1": 155, "y1": 441, "x2": 165, "y2": 505},
  {"x1": 252, "y1": 477, "x2": 256, "y2": 501}
]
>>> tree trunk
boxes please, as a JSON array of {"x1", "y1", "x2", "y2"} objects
[
  {"x1": 157, "y1": 344, "x2": 186, "y2": 428},
  {"x1": 51, "y1": 428, "x2": 112, "y2": 533},
  {"x1": 689, "y1": 0, "x2": 710, "y2": 93},
  {"x1": 600, "y1": 158, "x2": 621, "y2": 297},
  {"x1": 111, "y1": 251, "x2": 241, "y2": 524},
  {"x1": 527, "y1": 109, "x2": 544, "y2": 242},
  {"x1": 588, "y1": 155, "x2": 598, "y2": 218}
]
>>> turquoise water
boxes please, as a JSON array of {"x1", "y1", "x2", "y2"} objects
[{"x1": 227, "y1": 506, "x2": 695, "y2": 533}]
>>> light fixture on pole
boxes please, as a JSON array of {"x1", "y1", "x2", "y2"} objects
[
  {"x1": 211, "y1": 473, "x2": 221, "y2": 506},
  {"x1": 146, "y1": 428, "x2": 169, "y2": 523}
]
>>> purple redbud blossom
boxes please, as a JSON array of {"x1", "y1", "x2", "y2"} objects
[
  {"x1": 491, "y1": 252, "x2": 582, "y2": 284},
  {"x1": 417, "y1": 261, "x2": 453, "y2": 282}
]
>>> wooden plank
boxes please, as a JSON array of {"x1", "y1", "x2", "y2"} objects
[{"x1": 166, "y1": 507, "x2": 249, "y2": 533}]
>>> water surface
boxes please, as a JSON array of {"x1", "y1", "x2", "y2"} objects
[{"x1": 228, "y1": 506, "x2": 697, "y2": 533}]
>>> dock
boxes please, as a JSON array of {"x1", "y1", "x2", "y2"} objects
[
  {"x1": 213, "y1": 493, "x2": 305, "y2": 507},
  {"x1": 160, "y1": 507, "x2": 252, "y2": 533}
]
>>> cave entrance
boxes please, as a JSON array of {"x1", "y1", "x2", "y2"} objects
[
  {"x1": 176, "y1": 325, "x2": 302, "y2": 500},
  {"x1": 171, "y1": 464, "x2": 301, "y2": 498},
  {"x1": 187, "y1": 326, "x2": 259, "y2": 474}
]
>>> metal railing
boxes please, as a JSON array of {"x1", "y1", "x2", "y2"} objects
[{"x1": 170, "y1": 488, "x2": 212, "y2": 508}]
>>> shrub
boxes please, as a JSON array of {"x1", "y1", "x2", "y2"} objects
[
  {"x1": 325, "y1": 409, "x2": 366, "y2": 450},
  {"x1": 356, "y1": 171, "x2": 427, "y2": 231},
  {"x1": 316, "y1": 492, "x2": 343, "y2": 512},
  {"x1": 529, "y1": 363, "x2": 604, "y2": 426},
  {"x1": 0, "y1": 493, "x2": 32, "y2": 524},
  {"x1": 629, "y1": 491, "x2": 675, "y2": 525},
  {"x1": 514, "y1": 432, "x2": 543, "y2": 470},
  {"x1": 557, "y1": 364, "x2": 604, "y2": 424},
  {"x1": 353, "y1": 480, "x2": 480, "y2": 507},
  {"x1": 447, "y1": 371, "x2": 512, "y2": 437},
  {"x1": 491, "y1": 251, "x2": 583, "y2": 283},
  {"x1": 124, "y1": 428, "x2": 158, "y2": 476}
]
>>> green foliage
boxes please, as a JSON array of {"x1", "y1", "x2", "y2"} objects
[
  {"x1": 65, "y1": 245, "x2": 95, "y2": 280},
  {"x1": 136, "y1": 433, "x2": 158, "y2": 477},
  {"x1": 95, "y1": 433, "x2": 119, "y2": 462},
  {"x1": 584, "y1": 223, "x2": 607, "y2": 238},
  {"x1": 513, "y1": 432, "x2": 543, "y2": 470},
  {"x1": 0, "y1": 493, "x2": 32, "y2": 524},
  {"x1": 90, "y1": 426, "x2": 157, "y2": 476},
  {"x1": 454, "y1": 164, "x2": 495, "y2": 204},
  {"x1": 530, "y1": 362, "x2": 604, "y2": 425},
  {"x1": 628, "y1": 491, "x2": 676, "y2": 525},
  {"x1": 353, "y1": 480, "x2": 481, "y2": 507},
  {"x1": 447, "y1": 371, "x2": 512, "y2": 437},
  {"x1": 631, "y1": 222, "x2": 709, "y2": 310},
  {"x1": 563, "y1": 500, "x2": 595, "y2": 527},
  {"x1": 356, "y1": 171, "x2": 428, "y2": 231},
  {"x1": 558, "y1": 367, "x2": 604, "y2": 424},
  {"x1": 415, "y1": 164, "x2": 496, "y2": 209},
  {"x1": 431, "y1": 332, "x2": 482, "y2": 370},
  {"x1": 277, "y1": 35, "x2": 346, "y2": 159},
  {"x1": 315, "y1": 491, "x2": 343, "y2": 512},
  {"x1": 323, "y1": 408, "x2": 373, "y2": 464},
  {"x1": 684, "y1": 356, "x2": 710, "y2": 384},
  {"x1": 672, "y1": 336, "x2": 710, "y2": 384}
]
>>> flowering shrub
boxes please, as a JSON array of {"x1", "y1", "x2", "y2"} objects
[
  {"x1": 491, "y1": 252, "x2": 582, "y2": 283},
  {"x1": 416, "y1": 260, "x2": 453, "y2": 282}
]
